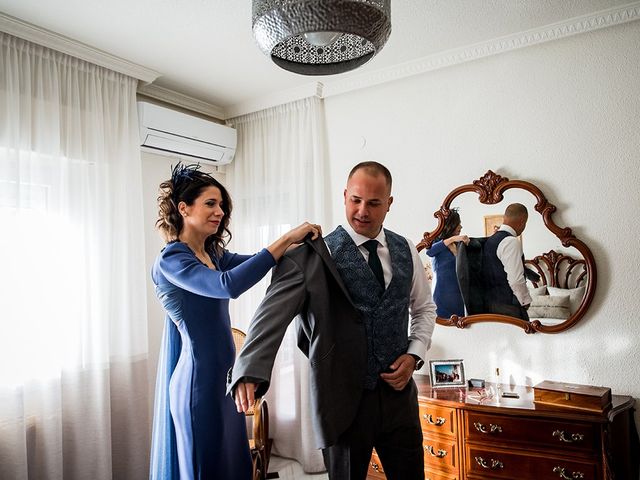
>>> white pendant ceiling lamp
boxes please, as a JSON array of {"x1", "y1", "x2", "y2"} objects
[{"x1": 252, "y1": 0, "x2": 392, "y2": 76}]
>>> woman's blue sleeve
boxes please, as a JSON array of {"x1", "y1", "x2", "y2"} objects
[
  {"x1": 219, "y1": 251, "x2": 254, "y2": 270},
  {"x1": 157, "y1": 243, "x2": 276, "y2": 299},
  {"x1": 426, "y1": 240, "x2": 446, "y2": 257}
]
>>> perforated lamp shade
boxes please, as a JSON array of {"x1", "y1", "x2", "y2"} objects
[{"x1": 252, "y1": 0, "x2": 392, "y2": 75}]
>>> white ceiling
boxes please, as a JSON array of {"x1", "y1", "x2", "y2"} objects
[{"x1": 0, "y1": 0, "x2": 633, "y2": 114}]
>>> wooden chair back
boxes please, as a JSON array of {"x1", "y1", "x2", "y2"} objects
[{"x1": 231, "y1": 327, "x2": 270, "y2": 479}]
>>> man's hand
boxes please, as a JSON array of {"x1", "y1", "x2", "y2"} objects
[
  {"x1": 234, "y1": 382, "x2": 257, "y2": 413},
  {"x1": 380, "y1": 354, "x2": 415, "y2": 391}
]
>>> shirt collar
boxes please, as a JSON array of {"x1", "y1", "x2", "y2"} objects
[
  {"x1": 499, "y1": 224, "x2": 517, "y2": 236},
  {"x1": 342, "y1": 223, "x2": 387, "y2": 248}
]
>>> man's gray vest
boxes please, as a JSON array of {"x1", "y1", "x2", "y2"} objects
[{"x1": 325, "y1": 226, "x2": 413, "y2": 389}]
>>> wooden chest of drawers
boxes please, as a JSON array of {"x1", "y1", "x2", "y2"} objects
[
  {"x1": 464, "y1": 410, "x2": 601, "y2": 479},
  {"x1": 367, "y1": 449, "x2": 386, "y2": 479},
  {"x1": 420, "y1": 402, "x2": 460, "y2": 479},
  {"x1": 367, "y1": 375, "x2": 638, "y2": 480}
]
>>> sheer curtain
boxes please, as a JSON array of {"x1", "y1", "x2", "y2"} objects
[
  {"x1": 227, "y1": 96, "x2": 330, "y2": 472},
  {"x1": 0, "y1": 33, "x2": 149, "y2": 479}
]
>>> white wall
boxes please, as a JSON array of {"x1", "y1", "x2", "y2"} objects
[
  {"x1": 324, "y1": 20, "x2": 640, "y2": 429},
  {"x1": 140, "y1": 151, "x2": 225, "y2": 412}
]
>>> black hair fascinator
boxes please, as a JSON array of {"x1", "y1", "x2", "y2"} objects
[{"x1": 171, "y1": 162, "x2": 205, "y2": 202}]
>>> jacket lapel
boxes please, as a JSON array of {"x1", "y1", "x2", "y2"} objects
[{"x1": 306, "y1": 236, "x2": 357, "y2": 307}]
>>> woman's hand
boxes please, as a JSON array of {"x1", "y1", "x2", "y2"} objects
[
  {"x1": 457, "y1": 234, "x2": 470, "y2": 245},
  {"x1": 286, "y1": 222, "x2": 322, "y2": 244},
  {"x1": 267, "y1": 222, "x2": 322, "y2": 260},
  {"x1": 444, "y1": 234, "x2": 470, "y2": 246}
]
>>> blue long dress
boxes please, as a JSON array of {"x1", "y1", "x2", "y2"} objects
[
  {"x1": 149, "y1": 241, "x2": 276, "y2": 480},
  {"x1": 426, "y1": 240, "x2": 465, "y2": 319}
]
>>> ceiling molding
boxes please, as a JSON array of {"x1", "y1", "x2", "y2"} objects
[
  {"x1": 322, "y1": 1, "x2": 640, "y2": 98},
  {"x1": 6, "y1": 2, "x2": 635, "y2": 118},
  {"x1": 224, "y1": 81, "x2": 324, "y2": 119},
  {"x1": 222, "y1": 1, "x2": 639, "y2": 117},
  {"x1": 0, "y1": 12, "x2": 161, "y2": 83},
  {"x1": 137, "y1": 84, "x2": 225, "y2": 120}
]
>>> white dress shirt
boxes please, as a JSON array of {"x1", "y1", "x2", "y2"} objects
[
  {"x1": 331, "y1": 224, "x2": 437, "y2": 361},
  {"x1": 495, "y1": 224, "x2": 532, "y2": 306}
]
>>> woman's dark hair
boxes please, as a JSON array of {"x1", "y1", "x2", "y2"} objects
[
  {"x1": 156, "y1": 163, "x2": 232, "y2": 255},
  {"x1": 437, "y1": 209, "x2": 461, "y2": 241}
]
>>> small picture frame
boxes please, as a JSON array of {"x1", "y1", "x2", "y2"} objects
[
  {"x1": 429, "y1": 359, "x2": 466, "y2": 388},
  {"x1": 483, "y1": 214, "x2": 503, "y2": 236},
  {"x1": 483, "y1": 213, "x2": 523, "y2": 244}
]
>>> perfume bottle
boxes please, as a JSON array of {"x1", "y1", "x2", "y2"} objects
[{"x1": 495, "y1": 368, "x2": 503, "y2": 400}]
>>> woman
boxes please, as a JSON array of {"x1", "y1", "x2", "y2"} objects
[
  {"x1": 149, "y1": 163, "x2": 320, "y2": 480},
  {"x1": 426, "y1": 209, "x2": 469, "y2": 319}
]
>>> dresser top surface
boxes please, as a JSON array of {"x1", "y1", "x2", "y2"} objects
[{"x1": 413, "y1": 374, "x2": 633, "y2": 422}]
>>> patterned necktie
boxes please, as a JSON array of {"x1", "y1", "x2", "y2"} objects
[{"x1": 363, "y1": 239, "x2": 385, "y2": 289}]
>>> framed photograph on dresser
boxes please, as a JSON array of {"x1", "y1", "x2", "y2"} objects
[{"x1": 429, "y1": 359, "x2": 465, "y2": 388}]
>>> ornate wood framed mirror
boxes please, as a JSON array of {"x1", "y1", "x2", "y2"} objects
[{"x1": 417, "y1": 170, "x2": 597, "y2": 334}]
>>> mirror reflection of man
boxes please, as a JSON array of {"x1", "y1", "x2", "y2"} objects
[{"x1": 482, "y1": 203, "x2": 531, "y2": 320}]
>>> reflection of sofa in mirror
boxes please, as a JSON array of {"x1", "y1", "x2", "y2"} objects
[
  {"x1": 525, "y1": 250, "x2": 588, "y2": 321},
  {"x1": 417, "y1": 170, "x2": 597, "y2": 334}
]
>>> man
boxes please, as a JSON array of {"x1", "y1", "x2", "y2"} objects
[
  {"x1": 482, "y1": 202, "x2": 531, "y2": 320},
  {"x1": 228, "y1": 161, "x2": 436, "y2": 480}
]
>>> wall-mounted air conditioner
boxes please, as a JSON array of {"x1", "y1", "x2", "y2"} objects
[{"x1": 137, "y1": 100, "x2": 236, "y2": 165}]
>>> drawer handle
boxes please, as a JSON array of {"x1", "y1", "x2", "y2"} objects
[
  {"x1": 424, "y1": 445, "x2": 447, "y2": 458},
  {"x1": 475, "y1": 456, "x2": 504, "y2": 470},
  {"x1": 553, "y1": 466, "x2": 585, "y2": 479},
  {"x1": 370, "y1": 461, "x2": 381, "y2": 472},
  {"x1": 474, "y1": 422, "x2": 503, "y2": 434},
  {"x1": 552, "y1": 430, "x2": 585, "y2": 443},
  {"x1": 423, "y1": 413, "x2": 446, "y2": 426}
]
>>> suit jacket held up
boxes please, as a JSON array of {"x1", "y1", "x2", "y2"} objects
[{"x1": 227, "y1": 235, "x2": 367, "y2": 449}]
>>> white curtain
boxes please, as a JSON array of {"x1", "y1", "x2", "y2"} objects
[
  {"x1": 0, "y1": 33, "x2": 150, "y2": 479},
  {"x1": 227, "y1": 96, "x2": 330, "y2": 473}
]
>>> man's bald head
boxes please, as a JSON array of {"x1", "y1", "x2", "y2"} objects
[{"x1": 503, "y1": 203, "x2": 528, "y2": 236}]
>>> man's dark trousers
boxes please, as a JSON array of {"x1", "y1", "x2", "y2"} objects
[{"x1": 322, "y1": 378, "x2": 424, "y2": 480}]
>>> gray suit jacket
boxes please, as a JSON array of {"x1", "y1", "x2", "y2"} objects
[{"x1": 227, "y1": 235, "x2": 367, "y2": 449}]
